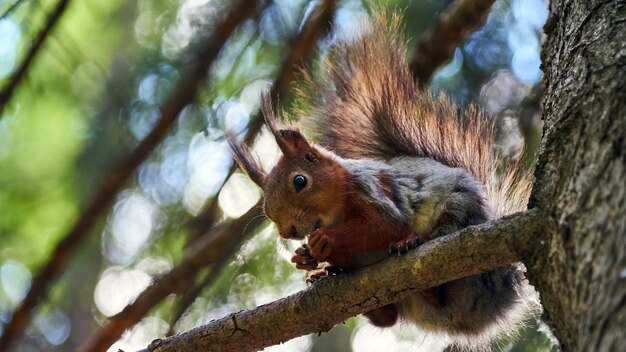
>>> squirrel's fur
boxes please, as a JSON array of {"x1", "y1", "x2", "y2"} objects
[
  {"x1": 296, "y1": 14, "x2": 531, "y2": 220},
  {"x1": 229, "y1": 13, "x2": 540, "y2": 350}
]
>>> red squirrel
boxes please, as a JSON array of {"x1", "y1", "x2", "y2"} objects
[{"x1": 229, "y1": 13, "x2": 540, "y2": 350}]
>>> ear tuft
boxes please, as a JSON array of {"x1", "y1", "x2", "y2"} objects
[
  {"x1": 226, "y1": 133, "x2": 267, "y2": 188},
  {"x1": 261, "y1": 90, "x2": 315, "y2": 160},
  {"x1": 261, "y1": 90, "x2": 281, "y2": 136}
]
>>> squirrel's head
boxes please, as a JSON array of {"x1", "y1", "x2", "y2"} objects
[{"x1": 228, "y1": 93, "x2": 348, "y2": 240}]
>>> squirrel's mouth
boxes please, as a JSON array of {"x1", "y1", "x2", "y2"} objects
[
  {"x1": 303, "y1": 218, "x2": 323, "y2": 238},
  {"x1": 313, "y1": 218, "x2": 323, "y2": 231},
  {"x1": 288, "y1": 225, "x2": 305, "y2": 240}
]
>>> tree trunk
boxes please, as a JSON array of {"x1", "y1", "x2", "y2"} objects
[{"x1": 528, "y1": 0, "x2": 626, "y2": 350}]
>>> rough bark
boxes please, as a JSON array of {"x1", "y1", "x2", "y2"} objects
[
  {"x1": 528, "y1": 0, "x2": 626, "y2": 350},
  {"x1": 141, "y1": 210, "x2": 543, "y2": 352}
]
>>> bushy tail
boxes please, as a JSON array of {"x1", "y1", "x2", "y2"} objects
[{"x1": 293, "y1": 13, "x2": 531, "y2": 217}]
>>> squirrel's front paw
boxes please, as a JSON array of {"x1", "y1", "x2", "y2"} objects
[
  {"x1": 308, "y1": 229, "x2": 333, "y2": 261},
  {"x1": 291, "y1": 244, "x2": 319, "y2": 270}
]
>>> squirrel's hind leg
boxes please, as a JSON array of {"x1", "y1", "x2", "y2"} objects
[
  {"x1": 388, "y1": 234, "x2": 425, "y2": 255},
  {"x1": 363, "y1": 304, "x2": 399, "y2": 327},
  {"x1": 387, "y1": 234, "x2": 449, "y2": 309},
  {"x1": 305, "y1": 265, "x2": 342, "y2": 284}
]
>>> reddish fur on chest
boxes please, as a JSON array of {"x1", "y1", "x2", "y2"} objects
[{"x1": 319, "y1": 188, "x2": 413, "y2": 269}]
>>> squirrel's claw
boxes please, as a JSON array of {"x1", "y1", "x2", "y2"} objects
[
  {"x1": 306, "y1": 269, "x2": 327, "y2": 284},
  {"x1": 295, "y1": 244, "x2": 310, "y2": 255},
  {"x1": 305, "y1": 266, "x2": 342, "y2": 284},
  {"x1": 292, "y1": 244, "x2": 319, "y2": 270},
  {"x1": 388, "y1": 235, "x2": 425, "y2": 255},
  {"x1": 324, "y1": 265, "x2": 342, "y2": 276},
  {"x1": 295, "y1": 261, "x2": 318, "y2": 271}
]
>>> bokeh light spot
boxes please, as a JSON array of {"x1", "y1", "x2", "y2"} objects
[
  {"x1": 219, "y1": 172, "x2": 261, "y2": 218},
  {"x1": 434, "y1": 48, "x2": 464, "y2": 80},
  {"x1": 0, "y1": 19, "x2": 21, "y2": 79},
  {"x1": 512, "y1": 45, "x2": 542, "y2": 84},
  {"x1": 94, "y1": 267, "x2": 152, "y2": 317},
  {"x1": 33, "y1": 307, "x2": 71, "y2": 346},
  {"x1": 107, "y1": 316, "x2": 168, "y2": 352},
  {"x1": 0, "y1": 260, "x2": 31, "y2": 306},
  {"x1": 513, "y1": 0, "x2": 548, "y2": 30},
  {"x1": 105, "y1": 192, "x2": 160, "y2": 264},
  {"x1": 183, "y1": 135, "x2": 232, "y2": 215}
]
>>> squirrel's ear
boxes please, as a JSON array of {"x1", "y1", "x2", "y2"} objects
[
  {"x1": 273, "y1": 129, "x2": 317, "y2": 161},
  {"x1": 226, "y1": 133, "x2": 267, "y2": 188},
  {"x1": 261, "y1": 90, "x2": 318, "y2": 161}
]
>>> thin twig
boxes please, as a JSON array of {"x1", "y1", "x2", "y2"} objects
[
  {"x1": 409, "y1": 0, "x2": 496, "y2": 85},
  {"x1": 77, "y1": 201, "x2": 264, "y2": 352},
  {"x1": 0, "y1": 1, "x2": 257, "y2": 350},
  {"x1": 0, "y1": 0, "x2": 69, "y2": 117},
  {"x1": 0, "y1": 0, "x2": 28, "y2": 20},
  {"x1": 143, "y1": 210, "x2": 545, "y2": 352}
]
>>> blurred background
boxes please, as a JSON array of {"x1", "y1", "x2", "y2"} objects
[{"x1": 0, "y1": 0, "x2": 552, "y2": 351}]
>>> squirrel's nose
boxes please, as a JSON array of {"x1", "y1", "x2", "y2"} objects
[{"x1": 288, "y1": 225, "x2": 298, "y2": 238}]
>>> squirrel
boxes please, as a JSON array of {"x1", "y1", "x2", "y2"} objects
[{"x1": 228, "y1": 13, "x2": 541, "y2": 350}]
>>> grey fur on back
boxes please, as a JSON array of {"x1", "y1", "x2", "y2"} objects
[{"x1": 340, "y1": 156, "x2": 491, "y2": 233}]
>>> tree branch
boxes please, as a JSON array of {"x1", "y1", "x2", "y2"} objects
[
  {"x1": 141, "y1": 209, "x2": 545, "y2": 352},
  {"x1": 0, "y1": 1, "x2": 257, "y2": 350},
  {"x1": 0, "y1": 0, "x2": 70, "y2": 118},
  {"x1": 0, "y1": 0, "x2": 27, "y2": 21},
  {"x1": 410, "y1": 0, "x2": 496, "y2": 85}
]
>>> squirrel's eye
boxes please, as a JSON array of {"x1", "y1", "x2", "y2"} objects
[{"x1": 293, "y1": 175, "x2": 307, "y2": 193}]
